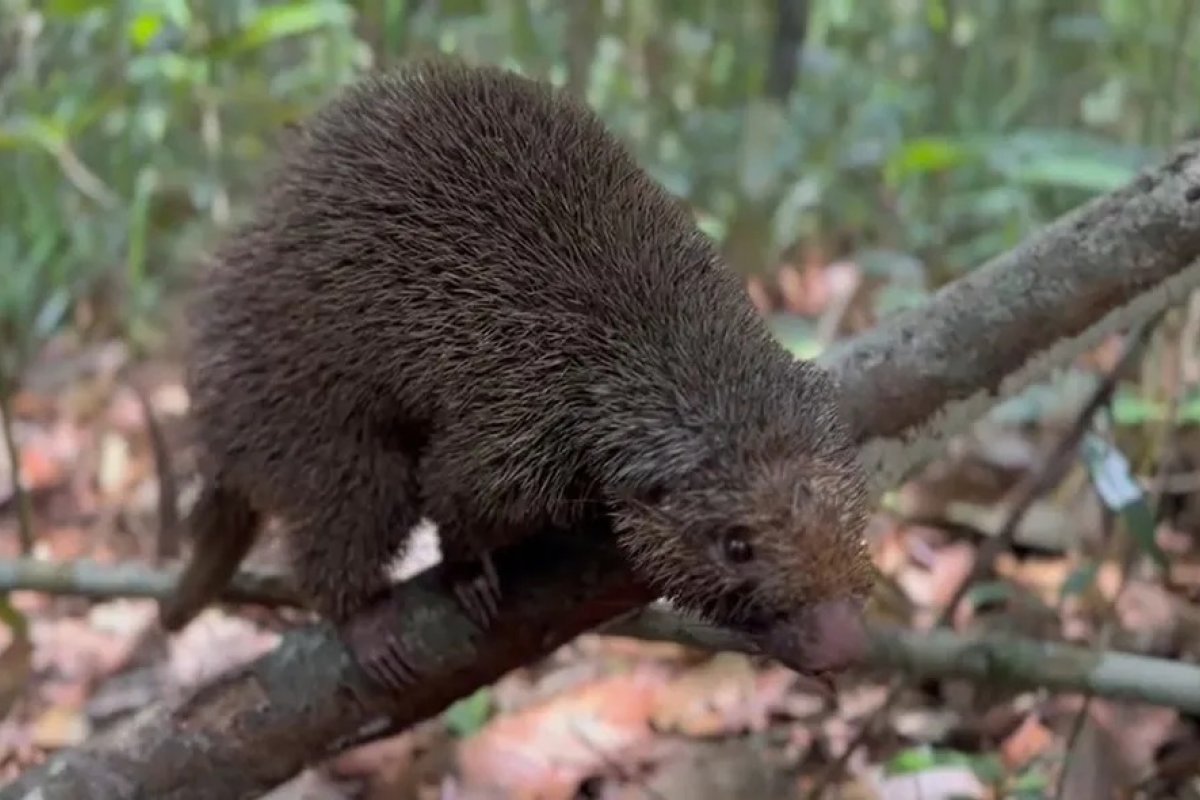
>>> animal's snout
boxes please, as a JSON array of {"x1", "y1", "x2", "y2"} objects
[{"x1": 755, "y1": 596, "x2": 869, "y2": 677}]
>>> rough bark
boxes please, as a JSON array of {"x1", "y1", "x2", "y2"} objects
[
  {"x1": 829, "y1": 142, "x2": 1200, "y2": 488},
  {"x1": 6, "y1": 142, "x2": 1200, "y2": 799}
]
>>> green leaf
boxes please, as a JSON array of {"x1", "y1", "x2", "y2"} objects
[
  {"x1": 45, "y1": 0, "x2": 107, "y2": 17},
  {"x1": 0, "y1": 117, "x2": 67, "y2": 154},
  {"x1": 1005, "y1": 154, "x2": 1135, "y2": 193},
  {"x1": 234, "y1": 2, "x2": 355, "y2": 52},
  {"x1": 444, "y1": 687, "x2": 492, "y2": 737},
  {"x1": 885, "y1": 746, "x2": 975, "y2": 776},
  {"x1": 885, "y1": 137, "x2": 978, "y2": 184},
  {"x1": 128, "y1": 13, "x2": 165, "y2": 49},
  {"x1": 1110, "y1": 391, "x2": 1159, "y2": 425}
]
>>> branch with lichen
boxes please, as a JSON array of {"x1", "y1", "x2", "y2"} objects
[{"x1": 5, "y1": 142, "x2": 1200, "y2": 800}]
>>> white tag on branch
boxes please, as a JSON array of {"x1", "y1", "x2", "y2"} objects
[{"x1": 1083, "y1": 434, "x2": 1142, "y2": 510}]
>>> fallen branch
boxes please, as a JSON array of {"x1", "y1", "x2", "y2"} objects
[
  {"x1": 607, "y1": 607, "x2": 1200, "y2": 714},
  {"x1": 14, "y1": 557, "x2": 1200, "y2": 715},
  {"x1": 0, "y1": 557, "x2": 298, "y2": 607},
  {"x1": 6, "y1": 142, "x2": 1200, "y2": 800}
]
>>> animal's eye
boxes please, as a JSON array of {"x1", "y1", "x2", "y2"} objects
[{"x1": 722, "y1": 529, "x2": 754, "y2": 563}]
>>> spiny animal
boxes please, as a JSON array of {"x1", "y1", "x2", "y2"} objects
[{"x1": 158, "y1": 58, "x2": 876, "y2": 691}]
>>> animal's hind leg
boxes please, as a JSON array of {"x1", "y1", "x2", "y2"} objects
[{"x1": 280, "y1": 438, "x2": 424, "y2": 691}]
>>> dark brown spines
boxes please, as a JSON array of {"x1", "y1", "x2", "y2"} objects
[{"x1": 164, "y1": 59, "x2": 874, "y2": 684}]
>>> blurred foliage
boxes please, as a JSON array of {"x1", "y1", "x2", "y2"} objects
[{"x1": 1, "y1": 0, "x2": 1198, "y2": 390}]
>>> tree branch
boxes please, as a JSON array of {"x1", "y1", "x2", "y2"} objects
[
  {"x1": 828, "y1": 142, "x2": 1200, "y2": 488},
  {"x1": 11, "y1": 558, "x2": 1200, "y2": 714},
  {"x1": 6, "y1": 142, "x2": 1200, "y2": 799},
  {"x1": 0, "y1": 557, "x2": 298, "y2": 607},
  {"x1": 606, "y1": 607, "x2": 1200, "y2": 714}
]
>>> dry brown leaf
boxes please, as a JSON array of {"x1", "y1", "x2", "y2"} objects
[
  {"x1": 30, "y1": 704, "x2": 89, "y2": 749},
  {"x1": 574, "y1": 633, "x2": 694, "y2": 664},
  {"x1": 261, "y1": 768, "x2": 359, "y2": 800},
  {"x1": 31, "y1": 618, "x2": 132, "y2": 685},
  {"x1": 631, "y1": 739, "x2": 796, "y2": 800},
  {"x1": 0, "y1": 623, "x2": 33, "y2": 719},
  {"x1": 897, "y1": 541, "x2": 974, "y2": 618},
  {"x1": 1000, "y1": 712, "x2": 1054, "y2": 771},
  {"x1": 332, "y1": 726, "x2": 456, "y2": 800},
  {"x1": 994, "y1": 555, "x2": 1076, "y2": 604},
  {"x1": 95, "y1": 431, "x2": 133, "y2": 499},
  {"x1": 650, "y1": 653, "x2": 794, "y2": 737},
  {"x1": 1114, "y1": 580, "x2": 1178, "y2": 654},
  {"x1": 165, "y1": 610, "x2": 281, "y2": 689},
  {"x1": 1056, "y1": 711, "x2": 1127, "y2": 800},
  {"x1": 456, "y1": 666, "x2": 668, "y2": 800},
  {"x1": 1088, "y1": 699, "x2": 1178, "y2": 774}
]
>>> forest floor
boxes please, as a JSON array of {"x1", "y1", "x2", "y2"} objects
[{"x1": 2, "y1": 256, "x2": 1200, "y2": 799}]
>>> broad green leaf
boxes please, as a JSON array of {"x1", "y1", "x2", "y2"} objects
[{"x1": 1005, "y1": 155, "x2": 1135, "y2": 193}]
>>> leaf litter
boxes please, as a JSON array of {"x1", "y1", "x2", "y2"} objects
[{"x1": 2, "y1": 267, "x2": 1200, "y2": 797}]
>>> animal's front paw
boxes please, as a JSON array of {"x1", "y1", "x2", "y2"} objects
[
  {"x1": 446, "y1": 552, "x2": 502, "y2": 630},
  {"x1": 341, "y1": 602, "x2": 421, "y2": 693}
]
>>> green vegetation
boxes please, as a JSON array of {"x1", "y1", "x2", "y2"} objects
[{"x1": 1, "y1": 0, "x2": 1197, "y2": 451}]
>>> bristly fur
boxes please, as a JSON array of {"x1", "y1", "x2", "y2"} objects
[{"x1": 167, "y1": 57, "x2": 874, "y2": 636}]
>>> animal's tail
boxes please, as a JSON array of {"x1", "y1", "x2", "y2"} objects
[{"x1": 159, "y1": 482, "x2": 261, "y2": 631}]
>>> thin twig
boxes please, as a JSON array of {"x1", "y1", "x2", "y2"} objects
[
  {"x1": 944, "y1": 316, "x2": 1159, "y2": 620},
  {"x1": 616, "y1": 607, "x2": 1200, "y2": 714},
  {"x1": 0, "y1": 557, "x2": 298, "y2": 606},
  {"x1": 126, "y1": 380, "x2": 180, "y2": 563},
  {"x1": 1057, "y1": 317, "x2": 1183, "y2": 798},
  {"x1": 0, "y1": 391, "x2": 34, "y2": 555}
]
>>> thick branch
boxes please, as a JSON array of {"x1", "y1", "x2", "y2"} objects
[
  {"x1": 826, "y1": 142, "x2": 1200, "y2": 488},
  {"x1": 4, "y1": 533, "x2": 651, "y2": 799},
  {"x1": 7, "y1": 143, "x2": 1200, "y2": 799}
]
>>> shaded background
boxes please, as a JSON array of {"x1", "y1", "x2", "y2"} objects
[{"x1": 3, "y1": 1, "x2": 1200, "y2": 798}]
